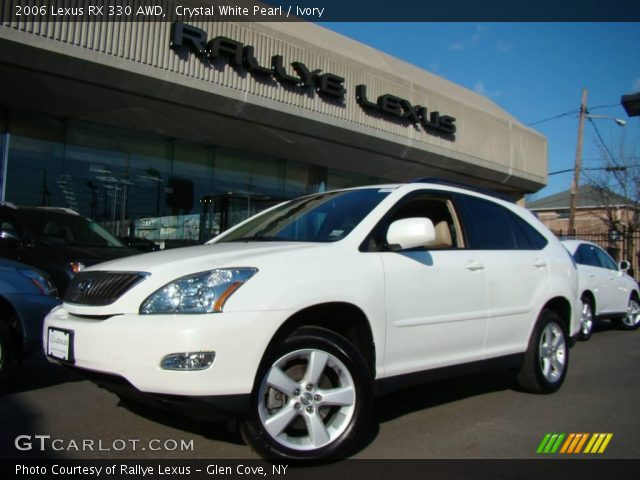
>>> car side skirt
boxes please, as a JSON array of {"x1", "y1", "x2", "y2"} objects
[
  {"x1": 374, "y1": 353, "x2": 525, "y2": 396},
  {"x1": 596, "y1": 312, "x2": 626, "y2": 320}
]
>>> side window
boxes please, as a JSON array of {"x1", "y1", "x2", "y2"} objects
[
  {"x1": 458, "y1": 195, "x2": 517, "y2": 250},
  {"x1": 363, "y1": 192, "x2": 464, "y2": 251},
  {"x1": 459, "y1": 195, "x2": 546, "y2": 250},
  {"x1": 594, "y1": 247, "x2": 619, "y2": 271},
  {"x1": 507, "y1": 212, "x2": 548, "y2": 250},
  {"x1": 575, "y1": 244, "x2": 601, "y2": 268}
]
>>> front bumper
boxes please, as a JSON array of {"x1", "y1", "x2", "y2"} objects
[
  {"x1": 43, "y1": 306, "x2": 292, "y2": 397},
  {"x1": 71, "y1": 367, "x2": 250, "y2": 420}
]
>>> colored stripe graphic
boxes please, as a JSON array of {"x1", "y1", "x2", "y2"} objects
[
  {"x1": 559, "y1": 433, "x2": 575, "y2": 453},
  {"x1": 584, "y1": 433, "x2": 613, "y2": 454},
  {"x1": 537, "y1": 434, "x2": 552, "y2": 453},
  {"x1": 537, "y1": 433, "x2": 565, "y2": 454},
  {"x1": 538, "y1": 433, "x2": 613, "y2": 454}
]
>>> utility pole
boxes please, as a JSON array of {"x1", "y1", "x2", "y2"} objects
[{"x1": 568, "y1": 88, "x2": 588, "y2": 235}]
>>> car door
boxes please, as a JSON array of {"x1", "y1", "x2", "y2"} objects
[
  {"x1": 575, "y1": 243, "x2": 615, "y2": 315},
  {"x1": 593, "y1": 245, "x2": 629, "y2": 314},
  {"x1": 366, "y1": 191, "x2": 489, "y2": 377},
  {"x1": 455, "y1": 194, "x2": 551, "y2": 358}
]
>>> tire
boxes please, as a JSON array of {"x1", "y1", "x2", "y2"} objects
[
  {"x1": 578, "y1": 296, "x2": 594, "y2": 341},
  {"x1": 615, "y1": 295, "x2": 640, "y2": 331},
  {"x1": 615, "y1": 294, "x2": 640, "y2": 330},
  {"x1": 516, "y1": 309, "x2": 569, "y2": 394},
  {"x1": 241, "y1": 327, "x2": 373, "y2": 460},
  {"x1": 0, "y1": 321, "x2": 15, "y2": 383}
]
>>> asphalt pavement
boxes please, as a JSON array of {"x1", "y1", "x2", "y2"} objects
[{"x1": 1, "y1": 321, "x2": 638, "y2": 460}]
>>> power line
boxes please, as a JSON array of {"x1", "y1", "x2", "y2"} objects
[
  {"x1": 526, "y1": 103, "x2": 620, "y2": 127},
  {"x1": 587, "y1": 116, "x2": 617, "y2": 162},
  {"x1": 549, "y1": 164, "x2": 640, "y2": 176},
  {"x1": 588, "y1": 103, "x2": 620, "y2": 111},
  {"x1": 527, "y1": 110, "x2": 578, "y2": 127}
]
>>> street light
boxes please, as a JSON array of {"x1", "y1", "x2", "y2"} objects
[
  {"x1": 585, "y1": 113, "x2": 626, "y2": 127},
  {"x1": 568, "y1": 88, "x2": 626, "y2": 234}
]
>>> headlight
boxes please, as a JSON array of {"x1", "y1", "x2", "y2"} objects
[
  {"x1": 19, "y1": 269, "x2": 58, "y2": 297},
  {"x1": 69, "y1": 262, "x2": 86, "y2": 274},
  {"x1": 140, "y1": 268, "x2": 257, "y2": 314}
]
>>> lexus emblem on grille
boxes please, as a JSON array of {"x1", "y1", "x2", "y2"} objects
[{"x1": 77, "y1": 278, "x2": 93, "y2": 295}]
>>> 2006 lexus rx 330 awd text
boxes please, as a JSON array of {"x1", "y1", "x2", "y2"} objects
[{"x1": 44, "y1": 180, "x2": 580, "y2": 460}]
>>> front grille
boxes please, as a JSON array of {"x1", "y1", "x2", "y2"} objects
[{"x1": 64, "y1": 271, "x2": 148, "y2": 306}]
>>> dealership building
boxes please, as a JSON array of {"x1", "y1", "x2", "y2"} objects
[{"x1": 0, "y1": 7, "x2": 547, "y2": 245}]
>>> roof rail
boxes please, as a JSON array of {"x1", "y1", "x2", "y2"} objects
[{"x1": 410, "y1": 177, "x2": 512, "y2": 202}]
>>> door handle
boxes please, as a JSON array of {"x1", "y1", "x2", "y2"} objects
[
  {"x1": 466, "y1": 260, "x2": 485, "y2": 271},
  {"x1": 533, "y1": 259, "x2": 548, "y2": 269}
]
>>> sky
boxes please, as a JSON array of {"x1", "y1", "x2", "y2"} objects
[{"x1": 322, "y1": 22, "x2": 640, "y2": 200}]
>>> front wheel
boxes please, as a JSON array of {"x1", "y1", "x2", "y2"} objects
[
  {"x1": 241, "y1": 327, "x2": 373, "y2": 460},
  {"x1": 516, "y1": 310, "x2": 569, "y2": 394},
  {"x1": 0, "y1": 321, "x2": 16, "y2": 383}
]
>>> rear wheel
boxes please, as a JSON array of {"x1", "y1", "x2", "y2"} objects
[
  {"x1": 241, "y1": 327, "x2": 372, "y2": 460},
  {"x1": 578, "y1": 296, "x2": 594, "y2": 341},
  {"x1": 616, "y1": 295, "x2": 640, "y2": 330},
  {"x1": 516, "y1": 309, "x2": 568, "y2": 394}
]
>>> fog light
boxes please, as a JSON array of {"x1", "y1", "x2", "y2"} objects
[{"x1": 160, "y1": 351, "x2": 215, "y2": 371}]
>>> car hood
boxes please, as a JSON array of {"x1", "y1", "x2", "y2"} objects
[
  {"x1": 88, "y1": 242, "x2": 326, "y2": 277},
  {"x1": 0, "y1": 258, "x2": 32, "y2": 271},
  {"x1": 41, "y1": 245, "x2": 140, "y2": 265},
  {"x1": 65, "y1": 242, "x2": 331, "y2": 315}
]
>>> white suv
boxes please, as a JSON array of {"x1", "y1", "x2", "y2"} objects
[
  {"x1": 562, "y1": 239, "x2": 640, "y2": 340},
  {"x1": 44, "y1": 181, "x2": 580, "y2": 460}
]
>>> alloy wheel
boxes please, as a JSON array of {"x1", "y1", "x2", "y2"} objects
[
  {"x1": 538, "y1": 322, "x2": 566, "y2": 383},
  {"x1": 257, "y1": 348, "x2": 356, "y2": 451},
  {"x1": 580, "y1": 301, "x2": 594, "y2": 338},
  {"x1": 623, "y1": 298, "x2": 640, "y2": 328}
]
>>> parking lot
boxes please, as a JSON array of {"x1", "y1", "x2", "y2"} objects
[{"x1": 1, "y1": 323, "x2": 639, "y2": 460}]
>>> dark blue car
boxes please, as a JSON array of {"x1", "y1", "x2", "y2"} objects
[{"x1": 0, "y1": 259, "x2": 60, "y2": 382}]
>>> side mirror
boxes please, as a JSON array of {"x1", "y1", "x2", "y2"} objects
[
  {"x1": 0, "y1": 230, "x2": 21, "y2": 246},
  {"x1": 619, "y1": 260, "x2": 631, "y2": 272},
  {"x1": 387, "y1": 217, "x2": 436, "y2": 251}
]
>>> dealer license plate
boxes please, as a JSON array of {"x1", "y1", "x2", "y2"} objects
[{"x1": 47, "y1": 328, "x2": 74, "y2": 363}]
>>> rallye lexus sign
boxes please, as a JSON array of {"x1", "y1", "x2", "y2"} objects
[{"x1": 170, "y1": 22, "x2": 457, "y2": 140}]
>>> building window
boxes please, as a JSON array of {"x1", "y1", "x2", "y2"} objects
[{"x1": 3, "y1": 107, "x2": 390, "y2": 246}]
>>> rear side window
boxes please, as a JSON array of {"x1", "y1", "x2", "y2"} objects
[
  {"x1": 509, "y1": 213, "x2": 548, "y2": 250},
  {"x1": 458, "y1": 195, "x2": 547, "y2": 250}
]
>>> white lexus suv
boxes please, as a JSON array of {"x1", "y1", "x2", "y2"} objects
[
  {"x1": 562, "y1": 239, "x2": 640, "y2": 340},
  {"x1": 44, "y1": 180, "x2": 580, "y2": 460}
]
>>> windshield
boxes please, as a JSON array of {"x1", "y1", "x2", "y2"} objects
[
  {"x1": 217, "y1": 189, "x2": 390, "y2": 243},
  {"x1": 23, "y1": 211, "x2": 125, "y2": 248}
]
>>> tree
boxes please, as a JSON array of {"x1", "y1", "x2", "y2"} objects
[{"x1": 582, "y1": 130, "x2": 640, "y2": 230}]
